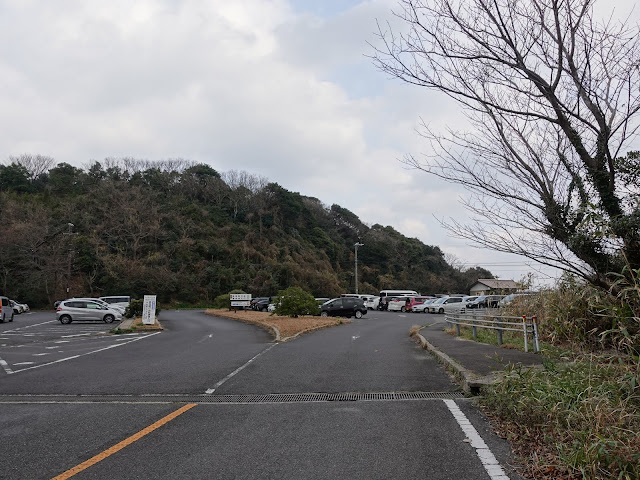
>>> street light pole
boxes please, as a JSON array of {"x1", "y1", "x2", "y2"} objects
[
  {"x1": 63, "y1": 223, "x2": 75, "y2": 296},
  {"x1": 354, "y1": 242, "x2": 364, "y2": 294}
]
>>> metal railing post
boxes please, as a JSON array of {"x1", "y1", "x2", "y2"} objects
[
  {"x1": 522, "y1": 315, "x2": 529, "y2": 353},
  {"x1": 495, "y1": 317, "x2": 503, "y2": 346},
  {"x1": 532, "y1": 315, "x2": 540, "y2": 353}
]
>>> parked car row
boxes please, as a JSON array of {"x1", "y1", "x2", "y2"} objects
[
  {"x1": 0, "y1": 296, "x2": 30, "y2": 323},
  {"x1": 55, "y1": 296, "x2": 130, "y2": 324}
]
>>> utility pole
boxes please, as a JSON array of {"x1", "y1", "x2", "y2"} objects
[
  {"x1": 354, "y1": 242, "x2": 364, "y2": 294},
  {"x1": 63, "y1": 223, "x2": 76, "y2": 297}
]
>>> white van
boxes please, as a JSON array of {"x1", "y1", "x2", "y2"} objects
[{"x1": 99, "y1": 296, "x2": 131, "y2": 310}]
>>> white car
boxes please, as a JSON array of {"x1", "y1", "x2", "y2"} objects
[
  {"x1": 412, "y1": 298, "x2": 436, "y2": 313},
  {"x1": 99, "y1": 296, "x2": 131, "y2": 310},
  {"x1": 440, "y1": 296, "x2": 479, "y2": 314},
  {"x1": 364, "y1": 296, "x2": 380, "y2": 310},
  {"x1": 387, "y1": 296, "x2": 412, "y2": 312},
  {"x1": 427, "y1": 297, "x2": 449, "y2": 313},
  {"x1": 9, "y1": 300, "x2": 25, "y2": 314}
]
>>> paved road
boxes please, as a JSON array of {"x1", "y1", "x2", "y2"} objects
[{"x1": 0, "y1": 309, "x2": 523, "y2": 479}]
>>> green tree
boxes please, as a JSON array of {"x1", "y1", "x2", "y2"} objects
[
  {"x1": 0, "y1": 163, "x2": 33, "y2": 193},
  {"x1": 274, "y1": 286, "x2": 319, "y2": 317}
]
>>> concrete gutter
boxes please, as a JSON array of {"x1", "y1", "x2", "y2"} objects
[{"x1": 412, "y1": 330, "x2": 501, "y2": 395}]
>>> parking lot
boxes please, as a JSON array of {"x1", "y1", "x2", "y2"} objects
[{"x1": 0, "y1": 311, "x2": 159, "y2": 375}]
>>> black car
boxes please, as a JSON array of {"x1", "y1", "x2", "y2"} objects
[
  {"x1": 249, "y1": 297, "x2": 271, "y2": 311},
  {"x1": 320, "y1": 297, "x2": 367, "y2": 319},
  {"x1": 251, "y1": 297, "x2": 271, "y2": 311}
]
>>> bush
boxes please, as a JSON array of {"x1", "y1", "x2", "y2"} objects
[
  {"x1": 124, "y1": 299, "x2": 161, "y2": 319},
  {"x1": 274, "y1": 286, "x2": 319, "y2": 317}
]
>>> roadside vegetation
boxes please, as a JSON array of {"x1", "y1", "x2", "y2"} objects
[{"x1": 475, "y1": 274, "x2": 640, "y2": 480}]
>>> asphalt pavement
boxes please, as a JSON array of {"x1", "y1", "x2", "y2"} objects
[{"x1": 0, "y1": 309, "x2": 527, "y2": 480}]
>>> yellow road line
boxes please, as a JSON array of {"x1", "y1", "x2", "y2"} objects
[{"x1": 51, "y1": 403, "x2": 197, "y2": 480}]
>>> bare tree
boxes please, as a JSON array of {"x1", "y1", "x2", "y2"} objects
[
  {"x1": 9, "y1": 154, "x2": 55, "y2": 180},
  {"x1": 371, "y1": 0, "x2": 640, "y2": 289}
]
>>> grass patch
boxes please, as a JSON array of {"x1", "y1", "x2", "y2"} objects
[
  {"x1": 478, "y1": 352, "x2": 640, "y2": 479},
  {"x1": 205, "y1": 309, "x2": 349, "y2": 340},
  {"x1": 112, "y1": 326, "x2": 136, "y2": 334}
]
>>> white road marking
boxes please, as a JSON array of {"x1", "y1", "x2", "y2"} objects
[
  {"x1": 0, "y1": 358, "x2": 14, "y2": 374},
  {"x1": 204, "y1": 343, "x2": 278, "y2": 394},
  {"x1": 54, "y1": 340, "x2": 70, "y2": 343},
  {"x1": 33, "y1": 353, "x2": 51, "y2": 356},
  {"x1": 443, "y1": 399, "x2": 510, "y2": 480},
  {"x1": 13, "y1": 362, "x2": 35, "y2": 365},
  {"x1": 4, "y1": 320, "x2": 57, "y2": 332},
  {"x1": 8, "y1": 332, "x2": 162, "y2": 374},
  {"x1": 61, "y1": 333, "x2": 93, "y2": 338}
]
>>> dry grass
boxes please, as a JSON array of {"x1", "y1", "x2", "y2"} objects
[
  {"x1": 205, "y1": 309, "x2": 349, "y2": 340},
  {"x1": 409, "y1": 325, "x2": 422, "y2": 337}
]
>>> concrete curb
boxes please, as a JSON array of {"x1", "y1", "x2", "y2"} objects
[
  {"x1": 113, "y1": 317, "x2": 164, "y2": 332},
  {"x1": 412, "y1": 330, "x2": 501, "y2": 395}
]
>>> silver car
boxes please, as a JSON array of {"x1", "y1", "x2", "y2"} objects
[
  {"x1": 56, "y1": 299, "x2": 122, "y2": 324},
  {"x1": 71, "y1": 298, "x2": 126, "y2": 315}
]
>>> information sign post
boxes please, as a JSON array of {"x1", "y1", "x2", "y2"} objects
[
  {"x1": 230, "y1": 293, "x2": 251, "y2": 311},
  {"x1": 142, "y1": 295, "x2": 157, "y2": 325}
]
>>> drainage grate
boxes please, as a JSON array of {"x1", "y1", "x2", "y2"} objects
[{"x1": 0, "y1": 391, "x2": 464, "y2": 404}]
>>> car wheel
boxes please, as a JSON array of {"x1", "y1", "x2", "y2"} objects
[
  {"x1": 355, "y1": 310, "x2": 363, "y2": 319},
  {"x1": 59, "y1": 315, "x2": 72, "y2": 324},
  {"x1": 103, "y1": 314, "x2": 115, "y2": 324},
  {"x1": 261, "y1": 307, "x2": 267, "y2": 312},
  {"x1": 438, "y1": 308, "x2": 444, "y2": 314},
  {"x1": 320, "y1": 311, "x2": 328, "y2": 317},
  {"x1": 400, "y1": 306, "x2": 406, "y2": 312}
]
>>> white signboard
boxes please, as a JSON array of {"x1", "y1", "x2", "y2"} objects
[
  {"x1": 230, "y1": 294, "x2": 251, "y2": 301},
  {"x1": 231, "y1": 301, "x2": 251, "y2": 307},
  {"x1": 230, "y1": 293, "x2": 251, "y2": 308},
  {"x1": 142, "y1": 295, "x2": 156, "y2": 325}
]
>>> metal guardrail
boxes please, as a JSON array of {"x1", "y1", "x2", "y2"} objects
[{"x1": 445, "y1": 312, "x2": 540, "y2": 353}]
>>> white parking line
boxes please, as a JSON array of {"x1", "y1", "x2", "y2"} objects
[
  {"x1": 0, "y1": 358, "x2": 14, "y2": 374},
  {"x1": 443, "y1": 399, "x2": 510, "y2": 480},
  {"x1": 204, "y1": 343, "x2": 278, "y2": 394},
  {"x1": 8, "y1": 332, "x2": 162, "y2": 374},
  {"x1": 4, "y1": 320, "x2": 57, "y2": 332}
]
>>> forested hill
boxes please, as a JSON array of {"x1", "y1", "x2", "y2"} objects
[{"x1": 0, "y1": 157, "x2": 492, "y2": 307}]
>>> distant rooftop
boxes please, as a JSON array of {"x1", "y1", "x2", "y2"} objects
[{"x1": 474, "y1": 279, "x2": 518, "y2": 289}]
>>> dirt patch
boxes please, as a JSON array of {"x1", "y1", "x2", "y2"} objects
[{"x1": 205, "y1": 309, "x2": 349, "y2": 341}]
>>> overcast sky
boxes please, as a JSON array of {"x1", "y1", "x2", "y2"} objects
[{"x1": 1, "y1": 0, "x2": 637, "y2": 287}]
